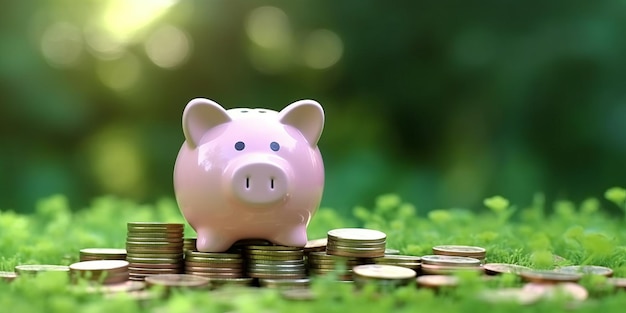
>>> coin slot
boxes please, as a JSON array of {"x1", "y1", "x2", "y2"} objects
[
  {"x1": 270, "y1": 178, "x2": 274, "y2": 190},
  {"x1": 246, "y1": 177, "x2": 250, "y2": 189}
]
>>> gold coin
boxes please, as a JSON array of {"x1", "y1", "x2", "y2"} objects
[
  {"x1": 483, "y1": 263, "x2": 530, "y2": 275},
  {"x1": 420, "y1": 255, "x2": 481, "y2": 267},
  {"x1": 519, "y1": 270, "x2": 582, "y2": 283},
  {"x1": 145, "y1": 274, "x2": 209, "y2": 288},
  {"x1": 327, "y1": 228, "x2": 386, "y2": 243},
  {"x1": 0, "y1": 271, "x2": 17, "y2": 282},
  {"x1": 384, "y1": 249, "x2": 400, "y2": 255},
  {"x1": 304, "y1": 238, "x2": 328, "y2": 252},
  {"x1": 326, "y1": 249, "x2": 385, "y2": 258},
  {"x1": 555, "y1": 265, "x2": 613, "y2": 277},
  {"x1": 353, "y1": 264, "x2": 416, "y2": 280},
  {"x1": 186, "y1": 251, "x2": 242, "y2": 258},
  {"x1": 15, "y1": 265, "x2": 70, "y2": 274},
  {"x1": 126, "y1": 257, "x2": 182, "y2": 264},
  {"x1": 432, "y1": 245, "x2": 486, "y2": 257},
  {"x1": 70, "y1": 260, "x2": 129, "y2": 271},
  {"x1": 416, "y1": 275, "x2": 459, "y2": 288}
]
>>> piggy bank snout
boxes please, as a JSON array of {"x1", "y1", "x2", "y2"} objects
[{"x1": 231, "y1": 161, "x2": 289, "y2": 205}]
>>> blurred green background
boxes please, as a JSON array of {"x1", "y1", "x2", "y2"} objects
[{"x1": 1, "y1": 0, "x2": 625, "y2": 214}]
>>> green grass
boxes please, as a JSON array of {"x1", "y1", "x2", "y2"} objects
[{"x1": 2, "y1": 189, "x2": 626, "y2": 312}]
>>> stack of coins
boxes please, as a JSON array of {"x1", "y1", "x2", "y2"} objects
[
  {"x1": 326, "y1": 228, "x2": 386, "y2": 258},
  {"x1": 417, "y1": 275, "x2": 459, "y2": 289},
  {"x1": 126, "y1": 222, "x2": 184, "y2": 281},
  {"x1": 304, "y1": 238, "x2": 328, "y2": 254},
  {"x1": 79, "y1": 248, "x2": 127, "y2": 262},
  {"x1": 206, "y1": 277, "x2": 254, "y2": 289},
  {"x1": 353, "y1": 264, "x2": 416, "y2": 290},
  {"x1": 244, "y1": 245, "x2": 306, "y2": 279},
  {"x1": 420, "y1": 255, "x2": 483, "y2": 274},
  {"x1": 184, "y1": 250, "x2": 245, "y2": 279},
  {"x1": 432, "y1": 245, "x2": 486, "y2": 263},
  {"x1": 373, "y1": 255, "x2": 421, "y2": 272},
  {"x1": 307, "y1": 251, "x2": 360, "y2": 280},
  {"x1": 183, "y1": 238, "x2": 197, "y2": 254},
  {"x1": 69, "y1": 260, "x2": 129, "y2": 284}
]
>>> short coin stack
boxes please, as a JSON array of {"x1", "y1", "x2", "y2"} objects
[
  {"x1": 69, "y1": 260, "x2": 129, "y2": 284},
  {"x1": 79, "y1": 248, "x2": 127, "y2": 262},
  {"x1": 244, "y1": 245, "x2": 306, "y2": 279},
  {"x1": 126, "y1": 222, "x2": 184, "y2": 281},
  {"x1": 373, "y1": 255, "x2": 421, "y2": 272},
  {"x1": 326, "y1": 228, "x2": 386, "y2": 258},
  {"x1": 307, "y1": 251, "x2": 361, "y2": 280},
  {"x1": 420, "y1": 255, "x2": 483, "y2": 274},
  {"x1": 184, "y1": 250, "x2": 245, "y2": 279},
  {"x1": 353, "y1": 264, "x2": 416, "y2": 290},
  {"x1": 432, "y1": 245, "x2": 486, "y2": 263}
]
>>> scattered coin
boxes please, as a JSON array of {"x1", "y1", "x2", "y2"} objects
[
  {"x1": 607, "y1": 278, "x2": 626, "y2": 290},
  {"x1": 555, "y1": 265, "x2": 613, "y2": 277},
  {"x1": 14, "y1": 265, "x2": 70, "y2": 275},
  {"x1": 483, "y1": 263, "x2": 530, "y2": 275},
  {"x1": 519, "y1": 269, "x2": 582, "y2": 283},
  {"x1": 384, "y1": 248, "x2": 400, "y2": 255},
  {"x1": 479, "y1": 287, "x2": 542, "y2": 305},
  {"x1": 0, "y1": 271, "x2": 17, "y2": 282},
  {"x1": 353, "y1": 264, "x2": 416, "y2": 289},
  {"x1": 416, "y1": 275, "x2": 459, "y2": 289}
]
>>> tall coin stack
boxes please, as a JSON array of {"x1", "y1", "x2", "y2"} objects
[
  {"x1": 184, "y1": 250, "x2": 246, "y2": 279},
  {"x1": 326, "y1": 228, "x2": 387, "y2": 258},
  {"x1": 307, "y1": 251, "x2": 361, "y2": 281},
  {"x1": 126, "y1": 222, "x2": 184, "y2": 281},
  {"x1": 244, "y1": 245, "x2": 307, "y2": 279}
]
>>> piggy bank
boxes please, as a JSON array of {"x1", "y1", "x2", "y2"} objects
[{"x1": 173, "y1": 98, "x2": 325, "y2": 252}]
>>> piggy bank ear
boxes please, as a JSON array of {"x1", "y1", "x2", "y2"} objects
[
  {"x1": 182, "y1": 98, "x2": 231, "y2": 149},
  {"x1": 278, "y1": 100, "x2": 325, "y2": 146}
]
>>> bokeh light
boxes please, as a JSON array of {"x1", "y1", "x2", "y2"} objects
[
  {"x1": 95, "y1": 52, "x2": 141, "y2": 91},
  {"x1": 302, "y1": 29, "x2": 343, "y2": 69},
  {"x1": 144, "y1": 25, "x2": 191, "y2": 69},
  {"x1": 40, "y1": 22, "x2": 83, "y2": 68},
  {"x1": 246, "y1": 6, "x2": 292, "y2": 50}
]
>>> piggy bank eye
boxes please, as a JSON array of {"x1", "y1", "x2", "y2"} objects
[
  {"x1": 234, "y1": 141, "x2": 245, "y2": 151},
  {"x1": 270, "y1": 141, "x2": 280, "y2": 151}
]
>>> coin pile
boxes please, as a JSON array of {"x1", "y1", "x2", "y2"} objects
[
  {"x1": 69, "y1": 260, "x2": 129, "y2": 284},
  {"x1": 353, "y1": 264, "x2": 416, "y2": 290},
  {"x1": 79, "y1": 248, "x2": 127, "y2": 262},
  {"x1": 327, "y1": 228, "x2": 386, "y2": 258},
  {"x1": 420, "y1": 255, "x2": 483, "y2": 274},
  {"x1": 373, "y1": 255, "x2": 421, "y2": 272},
  {"x1": 432, "y1": 245, "x2": 486, "y2": 262},
  {"x1": 184, "y1": 250, "x2": 245, "y2": 279},
  {"x1": 183, "y1": 238, "x2": 197, "y2": 253},
  {"x1": 126, "y1": 222, "x2": 184, "y2": 281},
  {"x1": 307, "y1": 251, "x2": 361, "y2": 280},
  {"x1": 244, "y1": 245, "x2": 306, "y2": 279}
]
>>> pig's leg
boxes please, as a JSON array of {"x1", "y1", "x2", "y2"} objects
[
  {"x1": 270, "y1": 225, "x2": 307, "y2": 247},
  {"x1": 195, "y1": 228, "x2": 235, "y2": 252}
]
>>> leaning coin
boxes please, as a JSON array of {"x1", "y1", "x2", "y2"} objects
[
  {"x1": 519, "y1": 270, "x2": 582, "y2": 283},
  {"x1": 145, "y1": 274, "x2": 209, "y2": 288},
  {"x1": 483, "y1": 263, "x2": 530, "y2": 275},
  {"x1": 555, "y1": 265, "x2": 613, "y2": 277}
]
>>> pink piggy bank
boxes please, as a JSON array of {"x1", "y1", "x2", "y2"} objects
[{"x1": 173, "y1": 98, "x2": 325, "y2": 252}]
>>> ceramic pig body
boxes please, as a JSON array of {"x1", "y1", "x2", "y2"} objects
[{"x1": 173, "y1": 98, "x2": 325, "y2": 252}]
